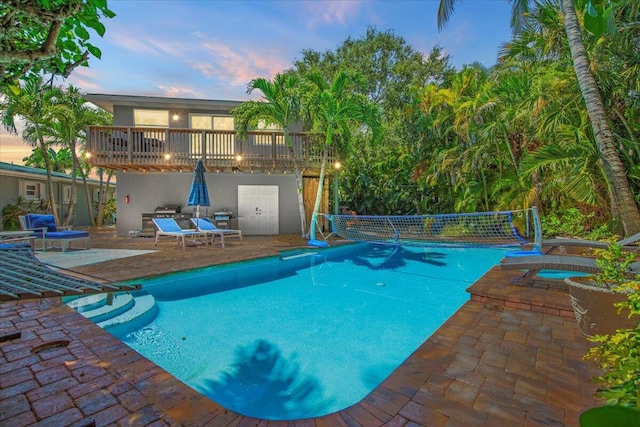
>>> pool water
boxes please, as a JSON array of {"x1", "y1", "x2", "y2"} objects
[{"x1": 112, "y1": 243, "x2": 509, "y2": 420}]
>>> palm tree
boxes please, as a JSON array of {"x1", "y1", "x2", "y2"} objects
[
  {"x1": 44, "y1": 85, "x2": 100, "y2": 226},
  {"x1": 233, "y1": 73, "x2": 308, "y2": 237},
  {"x1": 0, "y1": 77, "x2": 64, "y2": 225},
  {"x1": 437, "y1": 0, "x2": 640, "y2": 235},
  {"x1": 303, "y1": 70, "x2": 382, "y2": 241}
]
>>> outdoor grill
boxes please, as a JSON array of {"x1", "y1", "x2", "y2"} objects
[
  {"x1": 213, "y1": 210, "x2": 233, "y2": 228},
  {"x1": 140, "y1": 205, "x2": 190, "y2": 237},
  {"x1": 154, "y1": 205, "x2": 182, "y2": 216}
]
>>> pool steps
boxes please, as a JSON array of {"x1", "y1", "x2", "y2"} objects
[{"x1": 64, "y1": 292, "x2": 158, "y2": 334}]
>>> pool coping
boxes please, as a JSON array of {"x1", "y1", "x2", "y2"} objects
[{"x1": 0, "y1": 264, "x2": 601, "y2": 426}]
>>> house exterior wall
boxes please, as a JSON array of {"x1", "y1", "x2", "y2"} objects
[
  {"x1": 0, "y1": 163, "x2": 114, "y2": 230},
  {"x1": 85, "y1": 94, "x2": 320, "y2": 238},
  {"x1": 115, "y1": 171, "x2": 301, "y2": 236}
]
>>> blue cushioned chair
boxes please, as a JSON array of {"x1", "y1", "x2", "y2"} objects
[{"x1": 19, "y1": 214, "x2": 90, "y2": 252}]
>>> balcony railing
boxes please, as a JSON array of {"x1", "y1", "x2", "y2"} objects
[{"x1": 85, "y1": 126, "x2": 335, "y2": 174}]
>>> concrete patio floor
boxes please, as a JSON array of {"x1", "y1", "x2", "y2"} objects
[{"x1": 0, "y1": 228, "x2": 602, "y2": 426}]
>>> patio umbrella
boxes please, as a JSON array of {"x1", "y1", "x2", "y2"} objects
[{"x1": 187, "y1": 159, "x2": 210, "y2": 230}]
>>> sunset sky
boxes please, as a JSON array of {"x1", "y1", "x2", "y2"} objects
[{"x1": 0, "y1": 0, "x2": 513, "y2": 165}]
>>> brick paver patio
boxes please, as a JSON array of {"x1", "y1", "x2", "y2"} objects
[{"x1": 0, "y1": 229, "x2": 602, "y2": 426}]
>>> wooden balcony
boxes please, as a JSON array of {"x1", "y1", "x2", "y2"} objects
[{"x1": 85, "y1": 126, "x2": 335, "y2": 175}]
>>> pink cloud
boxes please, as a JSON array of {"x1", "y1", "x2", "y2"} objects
[{"x1": 301, "y1": 0, "x2": 363, "y2": 28}]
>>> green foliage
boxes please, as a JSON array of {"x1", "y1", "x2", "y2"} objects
[
  {"x1": 540, "y1": 208, "x2": 613, "y2": 240},
  {"x1": 1, "y1": 196, "x2": 50, "y2": 230},
  {"x1": 593, "y1": 244, "x2": 638, "y2": 290},
  {"x1": 584, "y1": 275, "x2": 640, "y2": 407},
  {"x1": 23, "y1": 147, "x2": 74, "y2": 173},
  {"x1": 95, "y1": 197, "x2": 116, "y2": 224},
  {"x1": 580, "y1": 405, "x2": 640, "y2": 427},
  {"x1": 584, "y1": 244, "x2": 640, "y2": 407},
  {"x1": 0, "y1": 0, "x2": 115, "y2": 85},
  {"x1": 439, "y1": 222, "x2": 471, "y2": 238}
]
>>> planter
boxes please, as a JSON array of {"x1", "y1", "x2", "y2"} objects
[{"x1": 565, "y1": 276, "x2": 637, "y2": 337}]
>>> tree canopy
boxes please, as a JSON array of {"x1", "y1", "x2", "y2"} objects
[{"x1": 0, "y1": 0, "x2": 115, "y2": 88}]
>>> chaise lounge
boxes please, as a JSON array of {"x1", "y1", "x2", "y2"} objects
[
  {"x1": 543, "y1": 231, "x2": 640, "y2": 252},
  {"x1": 152, "y1": 217, "x2": 210, "y2": 251},
  {"x1": 190, "y1": 217, "x2": 242, "y2": 248},
  {"x1": 19, "y1": 214, "x2": 90, "y2": 252},
  {"x1": 500, "y1": 254, "x2": 640, "y2": 286}
]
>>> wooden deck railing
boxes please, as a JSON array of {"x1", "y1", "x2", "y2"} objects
[{"x1": 85, "y1": 126, "x2": 335, "y2": 173}]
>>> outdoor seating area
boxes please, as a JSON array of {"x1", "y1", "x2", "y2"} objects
[
  {"x1": 190, "y1": 217, "x2": 242, "y2": 248},
  {"x1": 0, "y1": 229, "x2": 607, "y2": 426},
  {"x1": 151, "y1": 217, "x2": 210, "y2": 251},
  {"x1": 18, "y1": 213, "x2": 90, "y2": 252}
]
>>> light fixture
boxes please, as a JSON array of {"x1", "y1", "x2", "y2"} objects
[
  {"x1": 334, "y1": 161, "x2": 342, "y2": 170},
  {"x1": 172, "y1": 112, "x2": 179, "y2": 121},
  {"x1": 85, "y1": 152, "x2": 92, "y2": 159},
  {"x1": 236, "y1": 155, "x2": 243, "y2": 162},
  {"x1": 164, "y1": 153, "x2": 171, "y2": 160}
]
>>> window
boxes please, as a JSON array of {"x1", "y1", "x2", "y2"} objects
[
  {"x1": 134, "y1": 109, "x2": 169, "y2": 127},
  {"x1": 62, "y1": 185, "x2": 76, "y2": 204},
  {"x1": 254, "y1": 120, "x2": 285, "y2": 146},
  {"x1": 190, "y1": 114, "x2": 235, "y2": 158},
  {"x1": 19, "y1": 180, "x2": 44, "y2": 201}
]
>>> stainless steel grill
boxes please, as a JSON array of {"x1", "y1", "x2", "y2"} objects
[{"x1": 140, "y1": 205, "x2": 189, "y2": 237}]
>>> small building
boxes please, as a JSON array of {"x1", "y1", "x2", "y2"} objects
[
  {"x1": 0, "y1": 161, "x2": 115, "y2": 230},
  {"x1": 84, "y1": 94, "x2": 335, "y2": 237}
]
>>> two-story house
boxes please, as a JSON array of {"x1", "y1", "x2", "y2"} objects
[{"x1": 84, "y1": 94, "x2": 336, "y2": 237}]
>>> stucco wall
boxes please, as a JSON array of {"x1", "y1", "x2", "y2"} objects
[
  {"x1": 115, "y1": 171, "x2": 300, "y2": 236},
  {"x1": 0, "y1": 172, "x2": 112, "y2": 229}
]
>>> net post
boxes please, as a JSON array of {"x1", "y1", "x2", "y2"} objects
[{"x1": 530, "y1": 207, "x2": 542, "y2": 253}]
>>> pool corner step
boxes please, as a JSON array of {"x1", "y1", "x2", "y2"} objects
[
  {"x1": 98, "y1": 294, "x2": 159, "y2": 336},
  {"x1": 73, "y1": 293, "x2": 135, "y2": 323},
  {"x1": 65, "y1": 293, "x2": 110, "y2": 313}
]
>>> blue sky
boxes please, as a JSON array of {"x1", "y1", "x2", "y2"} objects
[{"x1": 1, "y1": 0, "x2": 513, "y2": 163}]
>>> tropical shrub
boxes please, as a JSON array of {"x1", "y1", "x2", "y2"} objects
[
  {"x1": 1, "y1": 196, "x2": 50, "y2": 230},
  {"x1": 541, "y1": 207, "x2": 612, "y2": 241},
  {"x1": 584, "y1": 276, "x2": 640, "y2": 407}
]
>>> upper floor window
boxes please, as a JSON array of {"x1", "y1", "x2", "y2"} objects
[
  {"x1": 134, "y1": 109, "x2": 169, "y2": 127},
  {"x1": 190, "y1": 114, "x2": 235, "y2": 158}
]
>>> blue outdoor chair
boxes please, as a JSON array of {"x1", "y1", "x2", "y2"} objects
[
  {"x1": 20, "y1": 214, "x2": 90, "y2": 252},
  {"x1": 190, "y1": 217, "x2": 242, "y2": 248},
  {"x1": 152, "y1": 218, "x2": 210, "y2": 251}
]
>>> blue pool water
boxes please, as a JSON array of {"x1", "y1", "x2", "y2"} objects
[{"x1": 112, "y1": 243, "x2": 509, "y2": 420}]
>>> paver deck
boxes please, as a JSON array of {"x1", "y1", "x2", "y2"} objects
[{"x1": 0, "y1": 229, "x2": 603, "y2": 426}]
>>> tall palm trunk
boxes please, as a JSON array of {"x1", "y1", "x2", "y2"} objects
[
  {"x1": 561, "y1": 0, "x2": 640, "y2": 235},
  {"x1": 64, "y1": 139, "x2": 78, "y2": 226},
  {"x1": 309, "y1": 146, "x2": 329, "y2": 241},
  {"x1": 285, "y1": 128, "x2": 307, "y2": 238},
  {"x1": 80, "y1": 167, "x2": 96, "y2": 226},
  {"x1": 38, "y1": 138, "x2": 60, "y2": 225}
]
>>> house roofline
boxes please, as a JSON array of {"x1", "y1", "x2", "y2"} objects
[
  {"x1": 0, "y1": 161, "x2": 104, "y2": 185},
  {"x1": 84, "y1": 93, "x2": 244, "y2": 114}
]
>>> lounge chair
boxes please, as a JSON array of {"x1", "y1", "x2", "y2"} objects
[
  {"x1": 543, "y1": 231, "x2": 640, "y2": 252},
  {"x1": 190, "y1": 218, "x2": 242, "y2": 248},
  {"x1": 19, "y1": 214, "x2": 90, "y2": 252},
  {"x1": 500, "y1": 254, "x2": 640, "y2": 286},
  {"x1": 151, "y1": 218, "x2": 210, "y2": 251}
]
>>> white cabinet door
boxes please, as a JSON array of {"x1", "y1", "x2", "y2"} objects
[{"x1": 238, "y1": 185, "x2": 279, "y2": 235}]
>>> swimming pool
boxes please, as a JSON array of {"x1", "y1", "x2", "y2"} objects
[{"x1": 111, "y1": 243, "x2": 509, "y2": 420}]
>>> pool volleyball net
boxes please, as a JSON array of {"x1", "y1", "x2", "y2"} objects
[{"x1": 316, "y1": 208, "x2": 542, "y2": 251}]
